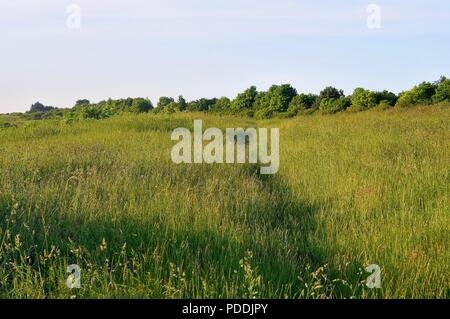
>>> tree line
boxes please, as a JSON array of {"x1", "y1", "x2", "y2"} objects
[{"x1": 23, "y1": 76, "x2": 450, "y2": 121}]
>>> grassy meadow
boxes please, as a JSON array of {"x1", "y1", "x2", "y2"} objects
[{"x1": 0, "y1": 105, "x2": 448, "y2": 298}]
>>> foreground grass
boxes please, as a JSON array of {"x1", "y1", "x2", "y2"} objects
[{"x1": 0, "y1": 105, "x2": 448, "y2": 298}]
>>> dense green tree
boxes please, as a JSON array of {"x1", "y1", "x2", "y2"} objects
[
  {"x1": 69, "y1": 97, "x2": 154, "y2": 119},
  {"x1": 266, "y1": 84, "x2": 297, "y2": 113},
  {"x1": 210, "y1": 97, "x2": 231, "y2": 113},
  {"x1": 396, "y1": 82, "x2": 437, "y2": 107},
  {"x1": 79, "y1": 106, "x2": 103, "y2": 119},
  {"x1": 252, "y1": 84, "x2": 297, "y2": 117},
  {"x1": 320, "y1": 97, "x2": 351, "y2": 114},
  {"x1": 253, "y1": 92, "x2": 270, "y2": 110},
  {"x1": 374, "y1": 90, "x2": 398, "y2": 106},
  {"x1": 317, "y1": 87, "x2": 347, "y2": 114},
  {"x1": 432, "y1": 76, "x2": 450, "y2": 103},
  {"x1": 75, "y1": 99, "x2": 90, "y2": 107},
  {"x1": 319, "y1": 86, "x2": 344, "y2": 101},
  {"x1": 177, "y1": 95, "x2": 187, "y2": 112},
  {"x1": 187, "y1": 98, "x2": 217, "y2": 112},
  {"x1": 162, "y1": 102, "x2": 179, "y2": 113},
  {"x1": 231, "y1": 86, "x2": 258, "y2": 112},
  {"x1": 29, "y1": 102, "x2": 55, "y2": 113},
  {"x1": 157, "y1": 97, "x2": 175, "y2": 109},
  {"x1": 351, "y1": 88, "x2": 377, "y2": 109},
  {"x1": 288, "y1": 93, "x2": 317, "y2": 113},
  {"x1": 124, "y1": 98, "x2": 132, "y2": 110},
  {"x1": 130, "y1": 98, "x2": 153, "y2": 113}
]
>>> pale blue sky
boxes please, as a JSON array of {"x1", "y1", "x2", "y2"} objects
[{"x1": 1, "y1": 0, "x2": 449, "y2": 113}]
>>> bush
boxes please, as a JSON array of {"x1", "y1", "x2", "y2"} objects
[
  {"x1": 162, "y1": 102, "x2": 179, "y2": 114},
  {"x1": 157, "y1": 97, "x2": 175, "y2": 109},
  {"x1": 231, "y1": 86, "x2": 258, "y2": 112},
  {"x1": 287, "y1": 94, "x2": 317, "y2": 115},
  {"x1": 351, "y1": 88, "x2": 376, "y2": 109},
  {"x1": 29, "y1": 102, "x2": 56, "y2": 113},
  {"x1": 250, "y1": 84, "x2": 297, "y2": 117},
  {"x1": 130, "y1": 98, "x2": 153, "y2": 113},
  {"x1": 320, "y1": 97, "x2": 351, "y2": 114},
  {"x1": 177, "y1": 95, "x2": 187, "y2": 112},
  {"x1": 253, "y1": 92, "x2": 270, "y2": 110},
  {"x1": 374, "y1": 90, "x2": 398, "y2": 106},
  {"x1": 377, "y1": 100, "x2": 394, "y2": 110},
  {"x1": 396, "y1": 82, "x2": 437, "y2": 107},
  {"x1": 319, "y1": 86, "x2": 344, "y2": 100},
  {"x1": 432, "y1": 77, "x2": 450, "y2": 103},
  {"x1": 187, "y1": 98, "x2": 217, "y2": 112},
  {"x1": 266, "y1": 84, "x2": 298, "y2": 113},
  {"x1": 210, "y1": 97, "x2": 231, "y2": 113}
]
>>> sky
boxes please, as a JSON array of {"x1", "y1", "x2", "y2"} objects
[{"x1": 0, "y1": 0, "x2": 449, "y2": 113}]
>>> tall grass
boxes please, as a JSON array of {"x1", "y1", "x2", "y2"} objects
[{"x1": 0, "y1": 106, "x2": 448, "y2": 298}]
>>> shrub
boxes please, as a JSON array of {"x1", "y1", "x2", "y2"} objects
[
  {"x1": 351, "y1": 88, "x2": 376, "y2": 109},
  {"x1": 187, "y1": 98, "x2": 217, "y2": 112},
  {"x1": 210, "y1": 97, "x2": 231, "y2": 113},
  {"x1": 287, "y1": 94, "x2": 317, "y2": 115},
  {"x1": 374, "y1": 90, "x2": 398, "y2": 106},
  {"x1": 266, "y1": 84, "x2": 298, "y2": 113},
  {"x1": 319, "y1": 86, "x2": 344, "y2": 100},
  {"x1": 396, "y1": 82, "x2": 437, "y2": 107},
  {"x1": 320, "y1": 97, "x2": 351, "y2": 114},
  {"x1": 157, "y1": 97, "x2": 175, "y2": 110},
  {"x1": 253, "y1": 92, "x2": 270, "y2": 110},
  {"x1": 432, "y1": 76, "x2": 450, "y2": 103},
  {"x1": 130, "y1": 98, "x2": 153, "y2": 113},
  {"x1": 28, "y1": 102, "x2": 56, "y2": 113},
  {"x1": 177, "y1": 95, "x2": 187, "y2": 112},
  {"x1": 162, "y1": 102, "x2": 179, "y2": 114},
  {"x1": 377, "y1": 100, "x2": 394, "y2": 110},
  {"x1": 251, "y1": 84, "x2": 297, "y2": 117},
  {"x1": 231, "y1": 86, "x2": 258, "y2": 112}
]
